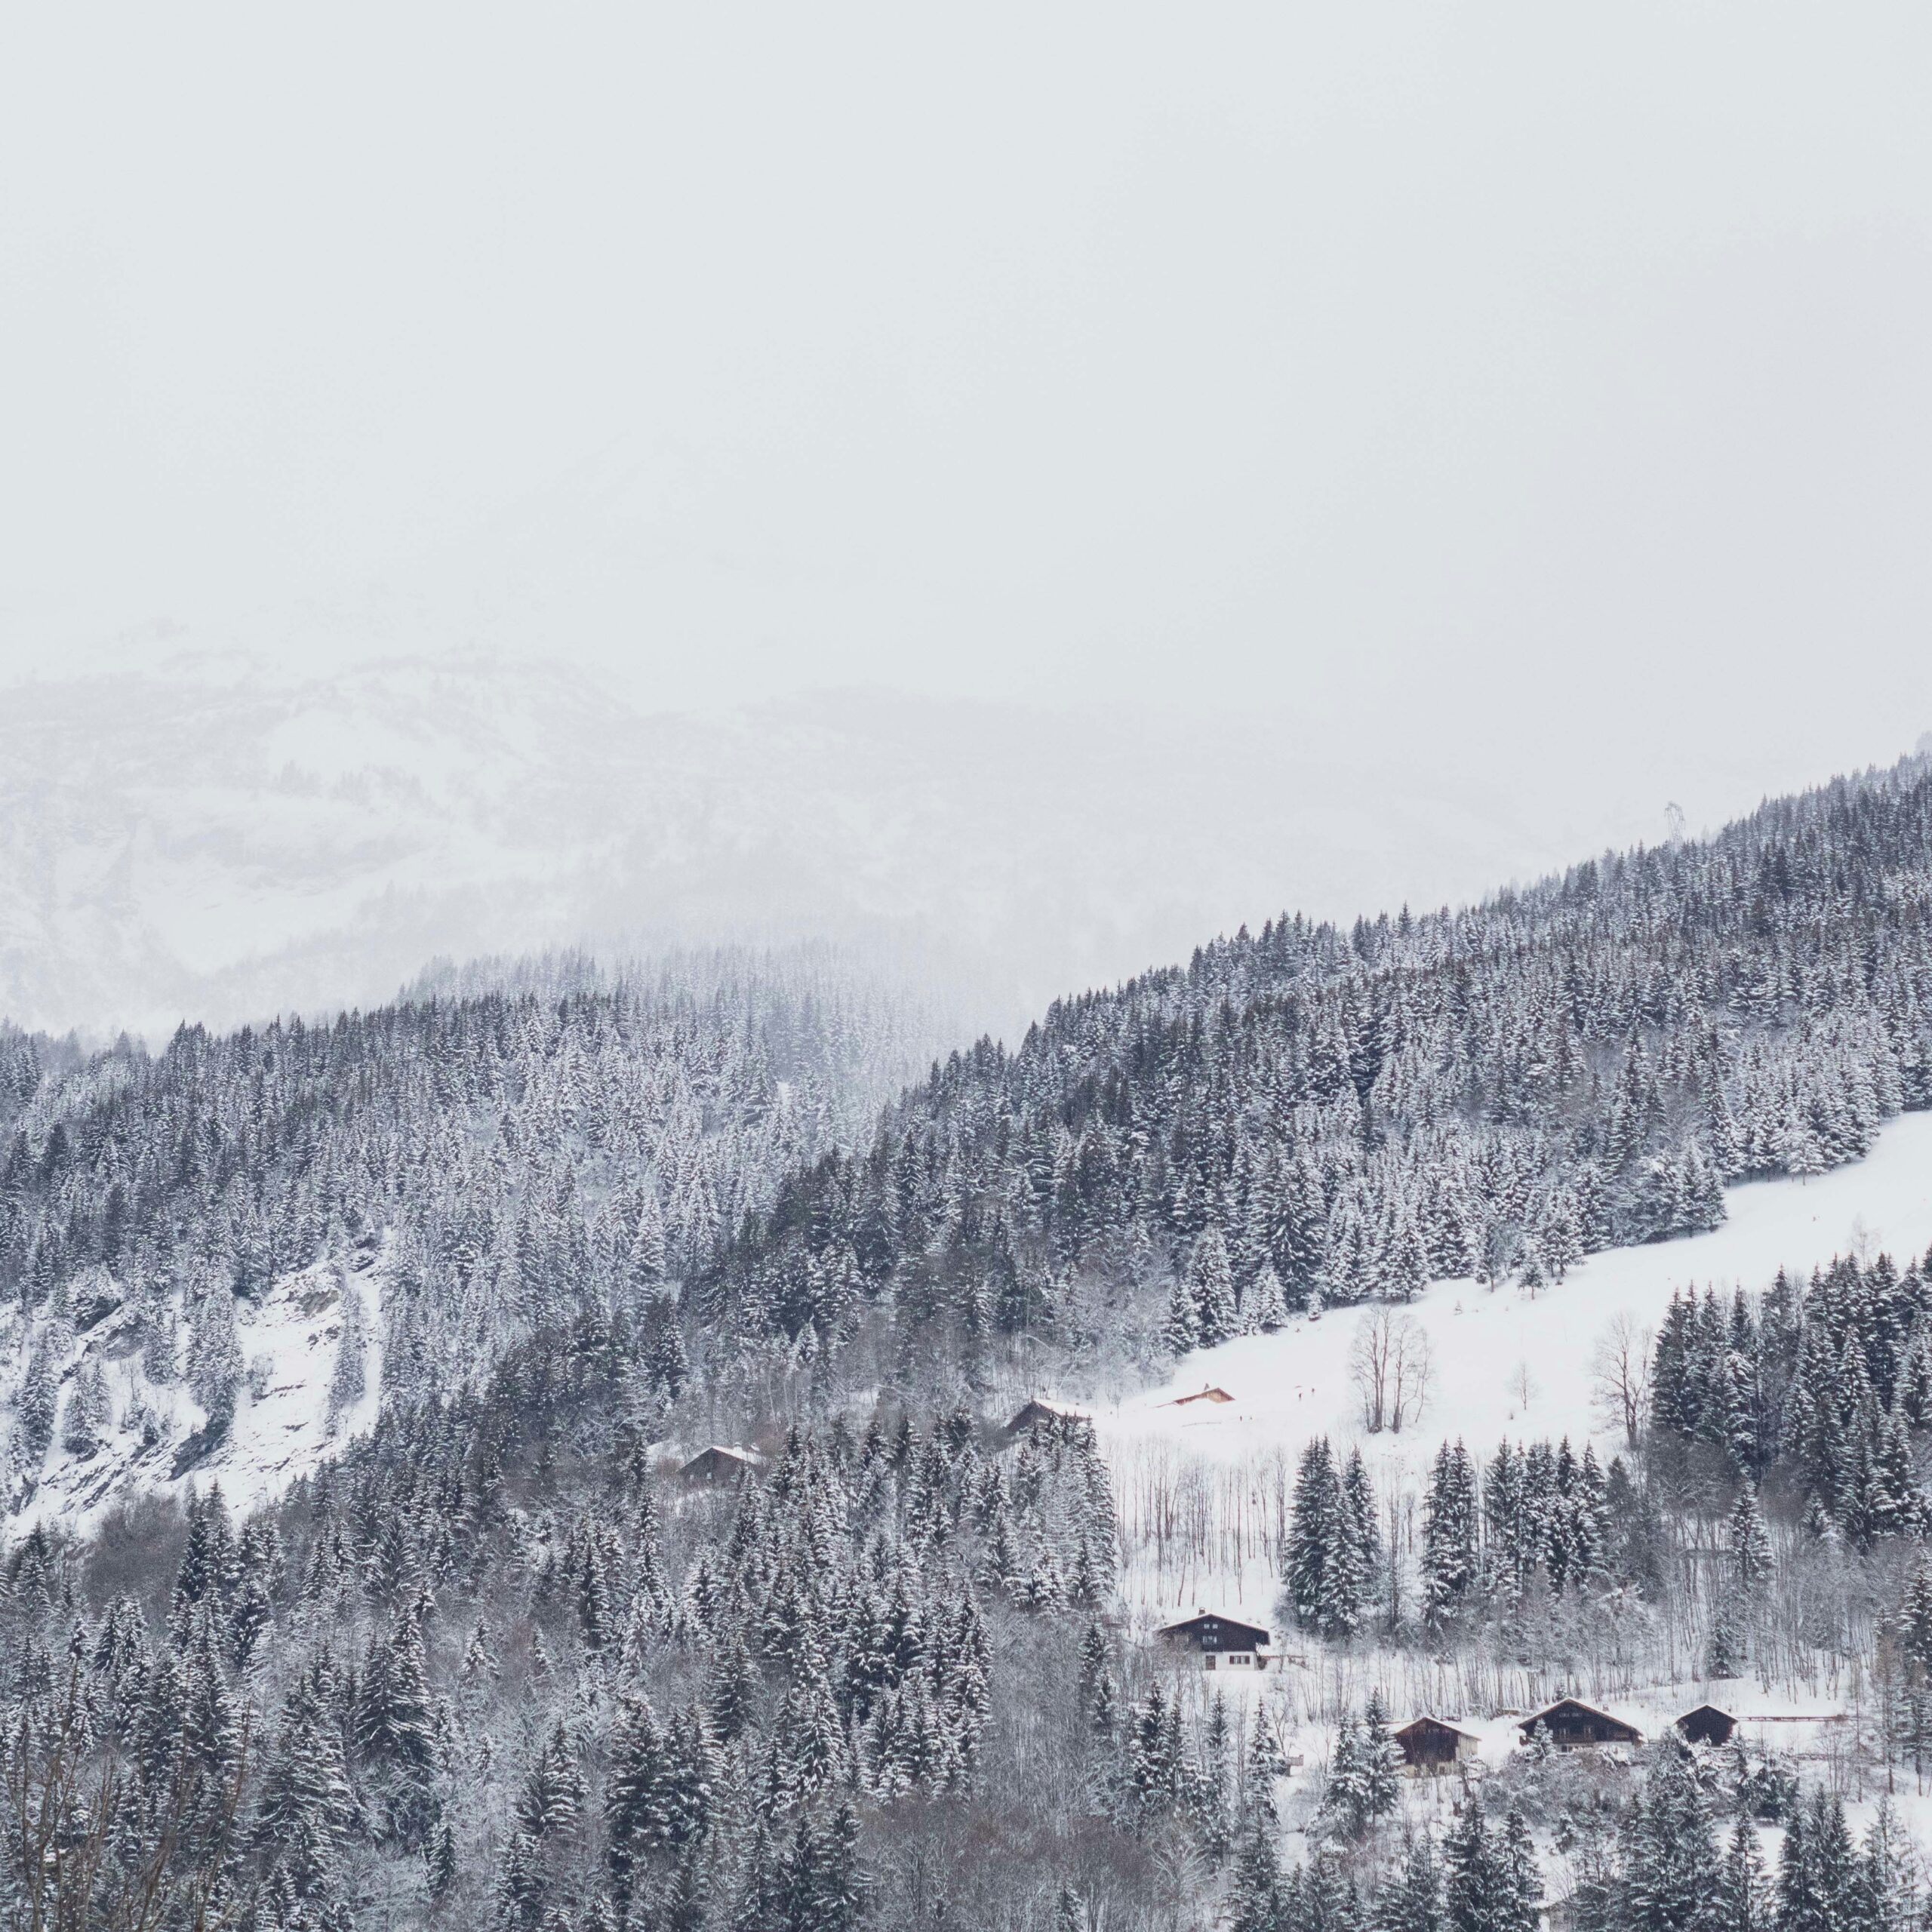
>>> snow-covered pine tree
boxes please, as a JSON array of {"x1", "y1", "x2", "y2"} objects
[
  {"x1": 1188, "y1": 1228, "x2": 1240, "y2": 1347},
  {"x1": 1242, "y1": 1260, "x2": 1291, "y2": 1334}
]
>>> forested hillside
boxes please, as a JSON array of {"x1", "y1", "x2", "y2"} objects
[
  {"x1": 710, "y1": 753, "x2": 1932, "y2": 1380},
  {"x1": 8, "y1": 757, "x2": 1932, "y2": 1930},
  {"x1": 2, "y1": 1358, "x2": 1127, "y2": 1930},
  {"x1": 0, "y1": 948, "x2": 933, "y2": 1521}
]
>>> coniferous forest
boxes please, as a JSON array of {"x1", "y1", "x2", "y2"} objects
[{"x1": 5, "y1": 755, "x2": 1932, "y2": 1927}]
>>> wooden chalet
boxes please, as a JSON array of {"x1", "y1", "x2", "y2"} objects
[
  {"x1": 1157, "y1": 1610, "x2": 1272, "y2": 1672},
  {"x1": 1165, "y1": 1385, "x2": 1235, "y2": 1409},
  {"x1": 678, "y1": 1445, "x2": 766, "y2": 1486},
  {"x1": 1675, "y1": 1704, "x2": 1737, "y2": 1746},
  {"x1": 1517, "y1": 1698, "x2": 1642, "y2": 1749},
  {"x1": 1003, "y1": 1398, "x2": 1091, "y2": 1437},
  {"x1": 1392, "y1": 1716, "x2": 1481, "y2": 1774}
]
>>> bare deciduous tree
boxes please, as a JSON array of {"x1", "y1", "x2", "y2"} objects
[
  {"x1": 1592, "y1": 1310, "x2": 1652, "y2": 1447},
  {"x1": 1507, "y1": 1358, "x2": 1538, "y2": 1414},
  {"x1": 1349, "y1": 1308, "x2": 1433, "y2": 1434},
  {"x1": 1388, "y1": 1321, "x2": 1433, "y2": 1434}
]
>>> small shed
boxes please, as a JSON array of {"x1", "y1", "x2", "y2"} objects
[
  {"x1": 1157, "y1": 1610, "x2": 1272, "y2": 1671},
  {"x1": 1518, "y1": 1699, "x2": 1642, "y2": 1749},
  {"x1": 1676, "y1": 1704, "x2": 1737, "y2": 1747},
  {"x1": 1166, "y1": 1386, "x2": 1235, "y2": 1408},
  {"x1": 1392, "y1": 1716, "x2": 1481, "y2": 1774},
  {"x1": 678, "y1": 1445, "x2": 765, "y2": 1486},
  {"x1": 1004, "y1": 1398, "x2": 1091, "y2": 1437}
]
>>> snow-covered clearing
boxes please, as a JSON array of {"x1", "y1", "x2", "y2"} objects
[{"x1": 1094, "y1": 1109, "x2": 1932, "y2": 1631}]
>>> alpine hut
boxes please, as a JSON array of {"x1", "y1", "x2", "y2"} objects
[
  {"x1": 1165, "y1": 1385, "x2": 1235, "y2": 1408},
  {"x1": 1156, "y1": 1610, "x2": 1272, "y2": 1672},
  {"x1": 1003, "y1": 1398, "x2": 1091, "y2": 1438},
  {"x1": 1517, "y1": 1698, "x2": 1642, "y2": 1749},
  {"x1": 1675, "y1": 1704, "x2": 1737, "y2": 1747},
  {"x1": 1392, "y1": 1716, "x2": 1481, "y2": 1774},
  {"x1": 678, "y1": 1445, "x2": 765, "y2": 1486}
]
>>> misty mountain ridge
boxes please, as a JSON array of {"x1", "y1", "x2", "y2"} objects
[{"x1": 0, "y1": 651, "x2": 1767, "y2": 1045}]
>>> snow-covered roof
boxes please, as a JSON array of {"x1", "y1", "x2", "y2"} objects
[
  {"x1": 1165, "y1": 1385, "x2": 1234, "y2": 1407},
  {"x1": 1156, "y1": 1608, "x2": 1272, "y2": 1643},
  {"x1": 678, "y1": 1444, "x2": 766, "y2": 1469},
  {"x1": 1518, "y1": 1697, "x2": 1644, "y2": 1740},
  {"x1": 1394, "y1": 1715, "x2": 1481, "y2": 1741}
]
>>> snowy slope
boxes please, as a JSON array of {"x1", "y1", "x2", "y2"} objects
[
  {"x1": 1110, "y1": 1109, "x2": 1932, "y2": 1472},
  {"x1": 1, "y1": 1245, "x2": 386, "y2": 1536},
  {"x1": 1094, "y1": 1109, "x2": 1932, "y2": 1634}
]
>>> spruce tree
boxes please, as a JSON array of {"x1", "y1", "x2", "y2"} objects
[
  {"x1": 1244, "y1": 1262, "x2": 1291, "y2": 1335},
  {"x1": 1712, "y1": 1816, "x2": 1766, "y2": 1932},
  {"x1": 425, "y1": 1822, "x2": 458, "y2": 1902},
  {"x1": 1360, "y1": 1689, "x2": 1401, "y2": 1825},
  {"x1": 1189, "y1": 1229, "x2": 1241, "y2": 1347},
  {"x1": 1287, "y1": 1438, "x2": 1364, "y2": 1638},
  {"x1": 1623, "y1": 1740, "x2": 1715, "y2": 1932},
  {"x1": 1494, "y1": 1805, "x2": 1542, "y2": 1932},
  {"x1": 1730, "y1": 1482, "x2": 1772, "y2": 1589},
  {"x1": 1162, "y1": 1268, "x2": 1200, "y2": 1357},
  {"x1": 1380, "y1": 1834, "x2": 1444, "y2": 1932},
  {"x1": 1320, "y1": 1712, "x2": 1368, "y2": 1840},
  {"x1": 1705, "y1": 1590, "x2": 1743, "y2": 1678},
  {"x1": 1422, "y1": 1441, "x2": 1479, "y2": 1627},
  {"x1": 1443, "y1": 1796, "x2": 1495, "y2": 1932},
  {"x1": 1226, "y1": 1817, "x2": 1284, "y2": 1932}
]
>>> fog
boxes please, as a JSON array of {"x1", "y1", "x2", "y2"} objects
[{"x1": 4, "y1": 3, "x2": 1930, "y2": 1029}]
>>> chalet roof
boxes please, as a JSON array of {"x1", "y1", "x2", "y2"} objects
[
  {"x1": 1006, "y1": 1397, "x2": 1091, "y2": 1426},
  {"x1": 1518, "y1": 1697, "x2": 1642, "y2": 1740},
  {"x1": 1156, "y1": 1609, "x2": 1271, "y2": 1643},
  {"x1": 678, "y1": 1444, "x2": 766, "y2": 1471},
  {"x1": 1394, "y1": 1715, "x2": 1481, "y2": 1742},
  {"x1": 1675, "y1": 1703, "x2": 1738, "y2": 1739},
  {"x1": 1166, "y1": 1385, "x2": 1235, "y2": 1407}
]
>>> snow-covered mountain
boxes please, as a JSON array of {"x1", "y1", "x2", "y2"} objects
[
  {"x1": 2, "y1": 654, "x2": 1660, "y2": 1043},
  {"x1": 6, "y1": 720, "x2": 1932, "y2": 1927}
]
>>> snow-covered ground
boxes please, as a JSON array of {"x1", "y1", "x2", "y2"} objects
[
  {"x1": 1, "y1": 1247, "x2": 386, "y2": 1537},
  {"x1": 1096, "y1": 1109, "x2": 1932, "y2": 1631},
  {"x1": 1115, "y1": 1109, "x2": 1932, "y2": 1472}
]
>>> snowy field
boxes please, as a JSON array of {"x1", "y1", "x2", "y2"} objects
[
  {"x1": 1091, "y1": 1109, "x2": 1932, "y2": 1628},
  {"x1": 1109, "y1": 1109, "x2": 1932, "y2": 1469}
]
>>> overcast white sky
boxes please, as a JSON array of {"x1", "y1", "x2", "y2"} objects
[{"x1": 4, "y1": 2, "x2": 1930, "y2": 829}]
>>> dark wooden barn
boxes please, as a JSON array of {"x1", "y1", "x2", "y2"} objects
[
  {"x1": 1392, "y1": 1716, "x2": 1481, "y2": 1774},
  {"x1": 1518, "y1": 1698, "x2": 1642, "y2": 1749},
  {"x1": 678, "y1": 1445, "x2": 765, "y2": 1486},
  {"x1": 1675, "y1": 1704, "x2": 1737, "y2": 1746},
  {"x1": 1157, "y1": 1611, "x2": 1272, "y2": 1670}
]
